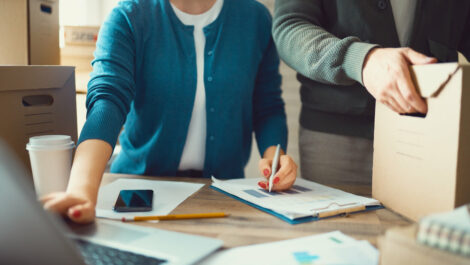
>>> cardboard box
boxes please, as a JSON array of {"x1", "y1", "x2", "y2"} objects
[
  {"x1": 373, "y1": 63, "x2": 470, "y2": 221},
  {"x1": 0, "y1": 0, "x2": 60, "y2": 65},
  {"x1": 379, "y1": 225, "x2": 470, "y2": 265},
  {"x1": 63, "y1": 26, "x2": 100, "y2": 46},
  {"x1": 0, "y1": 66, "x2": 77, "y2": 174}
]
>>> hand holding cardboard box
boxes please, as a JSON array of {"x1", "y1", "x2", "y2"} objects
[{"x1": 373, "y1": 63, "x2": 470, "y2": 221}]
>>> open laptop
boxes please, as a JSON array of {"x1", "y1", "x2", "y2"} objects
[{"x1": 0, "y1": 141, "x2": 223, "y2": 265}]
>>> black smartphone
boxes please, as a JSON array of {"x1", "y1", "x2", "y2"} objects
[{"x1": 113, "y1": 189, "x2": 154, "y2": 212}]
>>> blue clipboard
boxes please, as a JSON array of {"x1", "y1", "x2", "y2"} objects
[{"x1": 210, "y1": 186, "x2": 384, "y2": 225}]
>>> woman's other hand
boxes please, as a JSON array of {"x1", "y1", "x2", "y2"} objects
[
  {"x1": 40, "y1": 139, "x2": 112, "y2": 224},
  {"x1": 41, "y1": 192, "x2": 95, "y2": 224}
]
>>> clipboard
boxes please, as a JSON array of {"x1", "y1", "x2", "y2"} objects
[
  {"x1": 211, "y1": 186, "x2": 383, "y2": 224},
  {"x1": 210, "y1": 177, "x2": 384, "y2": 225}
]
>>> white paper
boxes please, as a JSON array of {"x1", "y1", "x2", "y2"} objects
[
  {"x1": 212, "y1": 177, "x2": 380, "y2": 220},
  {"x1": 96, "y1": 178, "x2": 204, "y2": 220},
  {"x1": 198, "y1": 231, "x2": 379, "y2": 265}
]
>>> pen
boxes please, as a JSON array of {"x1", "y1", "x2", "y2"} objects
[
  {"x1": 121, "y1": 212, "x2": 229, "y2": 222},
  {"x1": 269, "y1": 144, "x2": 281, "y2": 192}
]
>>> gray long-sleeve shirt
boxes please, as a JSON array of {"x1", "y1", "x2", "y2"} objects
[{"x1": 273, "y1": 0, "x2": 470, "y2": 139}]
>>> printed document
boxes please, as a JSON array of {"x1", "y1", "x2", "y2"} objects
[
  {"x1": 199, "y1": 231, "x2": 379, "y2": 265},
  {"x1": 212, "y1": 177, "x2": 380, "y2": 220}
]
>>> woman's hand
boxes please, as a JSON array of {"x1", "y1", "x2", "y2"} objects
[
  {"x1": 40, "y1": 139, "x2": 112, "y2": 224},
  {"x1": 258, "y1": 146, "x2": 297, "y2": 191},
  {"x1": 41, "y1": 192, "x2": 96, "y2": 224}
]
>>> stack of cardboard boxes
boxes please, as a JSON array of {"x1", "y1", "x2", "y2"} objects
[
  {"x1": 0, "y1": 0, "x2": 78, "y2": 173},
  {"x1": 0, "y1": 0, "x2": 60, "y2": 65},
  {"x1": 0, "y1": 1, "x2": 99, "y2": 136}
]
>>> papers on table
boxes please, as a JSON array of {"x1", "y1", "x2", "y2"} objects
[
  {"x1": 198, "y1": 231, "x2": 379, "y2": 265},
  {"x1": 96, "y1": 178, "x2": 204, "y2": 220},
  {"x1": 211, "y1": 177, "x2": 381, "y2": 222}
]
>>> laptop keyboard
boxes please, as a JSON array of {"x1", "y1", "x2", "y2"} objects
[{"x1": 74, "y1": 239, "x2": 167, "y2": 265}]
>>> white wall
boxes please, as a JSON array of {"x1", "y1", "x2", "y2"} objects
[{"x1": 59, "y1": 0, "x2": 119, "y2": 26}]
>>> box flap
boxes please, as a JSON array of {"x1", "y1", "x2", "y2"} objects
[
  {"x1": 0, "y1": 66, "x2": 75, "y2": 92},
  {"x1": 410, "y1": 63, "x2": 461, "y2": 98}
]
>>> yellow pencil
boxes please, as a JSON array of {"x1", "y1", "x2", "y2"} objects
[{"x1": 121, "y1": 212, "x2": 229, "y2": 222}]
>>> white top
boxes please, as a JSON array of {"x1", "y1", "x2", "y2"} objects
[
  {"x1": 390, "y1": 0, "x2": 417, "y2": 46},
  {"x1": 171, "y1": 0, "x2": 224, "y2": 171}
]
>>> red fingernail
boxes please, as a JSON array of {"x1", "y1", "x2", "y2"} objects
[
  {"x1": 72, "y1": 210, "x2": 81, "y2": 218},
  {"x1": 258, "y1": 182, "x2": 266, "y2": 189},
  {"x1": 263, "y1": 169, "x2": 270, "y2": 177},
  {"x1": 273, "y1": 177, "x2": 280, "y2": 184}
]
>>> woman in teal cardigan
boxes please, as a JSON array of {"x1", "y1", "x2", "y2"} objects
[{"x1": 42, "y1": 0, "x2": 297, "y2": 223}]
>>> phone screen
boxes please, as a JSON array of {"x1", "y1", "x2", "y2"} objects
[{"x1": 113, "y1": 189, "x2": 153, "y2": 212}]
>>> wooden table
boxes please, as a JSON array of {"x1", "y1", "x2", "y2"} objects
[{"x1": 103, "y1": 173, "x2": 412, "y2": 249}]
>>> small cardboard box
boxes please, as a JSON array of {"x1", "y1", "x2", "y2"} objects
[
  {"x1": 0, "y1": 66, "x2": 77, "y2": 174},
  {"x1": 373, "y1": 63, "x2": 470, "y2": 221},
  {"x1": 379, "y1": 225, "x2": 470, "y2": 265},
  {"x1": 0, "y1": 0, "x2": 60, "y2": 65},
  {"x1": 63, "y1": 26, "x2": 100, "y2": 46}
]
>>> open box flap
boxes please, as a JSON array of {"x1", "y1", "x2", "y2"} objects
[
  {"x1": 0, "y1": 66, "x2": 75, "y2": 92},
  {"x1": 410, "y1": 63, "x2": 461, "y2": 98}
]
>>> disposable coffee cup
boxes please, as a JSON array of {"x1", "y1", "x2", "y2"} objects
[{"x1": 26, "y1": 135, "x2": 75, "y2": 197}]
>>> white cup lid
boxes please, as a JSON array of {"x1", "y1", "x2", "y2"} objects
[{"x1": 27, "y1": 135, "x2": 75, "y2": 150}]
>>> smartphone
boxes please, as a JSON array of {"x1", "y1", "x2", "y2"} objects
[{"x1": 113, "y1": 189, "x2": 154, "y2": 212}]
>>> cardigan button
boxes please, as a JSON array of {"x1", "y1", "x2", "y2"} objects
[
  {"x1": 208, "y1": 50, "x2": 213, "y2": 56},
  {"x1": 207, "y1": 76, "x2": 213, "y2": 82},
  {"x1": 209, "y1": 107, "x2": 215, "y2": 113},
  {"x1": 209, "y1": 135, "x2": 215, "y2": 141},
  {"x1": 377, "y1": 0, "x2": 387, "y2": 10}
]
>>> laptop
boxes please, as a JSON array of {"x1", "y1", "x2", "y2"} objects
[{"x1": 0, "y1": 141, "x2": 223, "y2": 265}]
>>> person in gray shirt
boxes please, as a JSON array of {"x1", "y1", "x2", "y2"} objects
[{"x1": 273, "y1": 0, "x2": 470, "y2": 185}]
